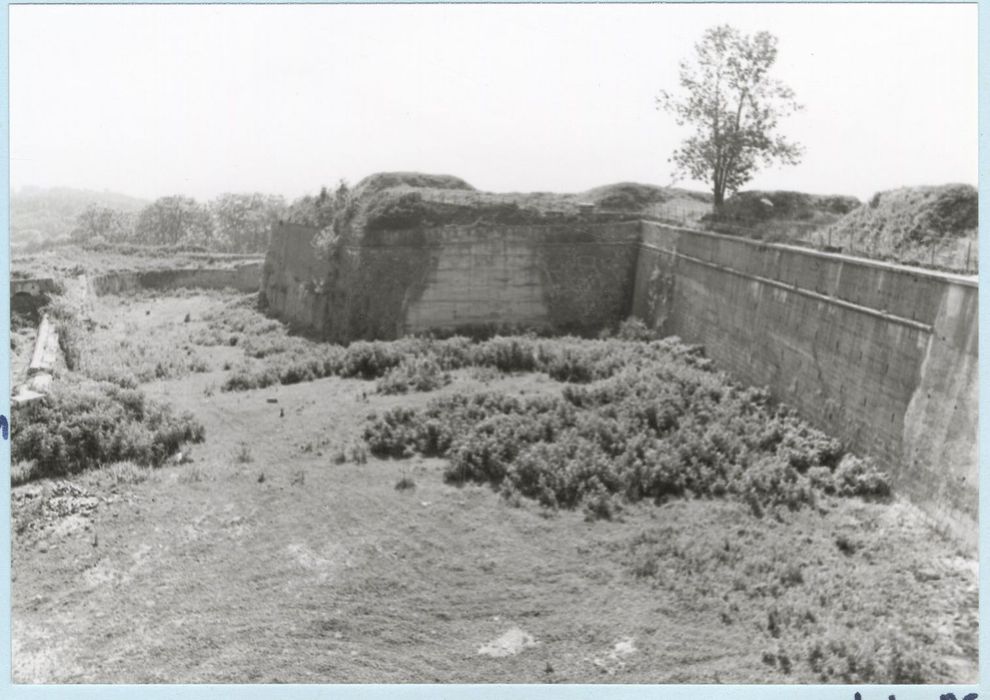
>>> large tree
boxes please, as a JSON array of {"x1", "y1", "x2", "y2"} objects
[
  {"x1": 209, "y1": 193, "x2": 286, "y2": 253},
  {"x1": 70, "y1": 205, "x2": 135, "y2": 244},
  {"x1": 135, "y1": 196, "x2": 213, "y2": 247},
  {"x1": 657, "y1": 25, "x2": 803, "y2": 209}
]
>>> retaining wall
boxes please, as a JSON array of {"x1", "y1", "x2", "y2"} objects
[
  {"x1": 88, "y1": 263, "x2": 263, "y2": 297},
  {"x1": 259, "y1": 223, "x2": 332, "y2": 334},
  {"x1": 633, "y1": 222, "x2": 978, "y2": 545},
  {"x1": 262, "y1": 221, "x2": 642, "y2": 340}
]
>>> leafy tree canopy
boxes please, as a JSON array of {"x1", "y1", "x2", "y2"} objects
[{"x1": 657, "y1": 25, "x2": 803, "y2": 209}]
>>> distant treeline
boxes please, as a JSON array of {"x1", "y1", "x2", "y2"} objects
[{"x1": 13, "y1": 184, "x2": 351, "y2": 255}]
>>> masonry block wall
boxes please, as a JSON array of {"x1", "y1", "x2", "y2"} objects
[
  {"x1": 262, "y1": 221, "x2": 642, "y2": 340},
  {"x1": 260, "y1": 223, "x2": 331, "y2": 334},
  {"x1": 87, "y1": 264, "x2": 263, "y2": 297},
  {"x1": 634, "y1": 222, "x2": 978, "y2": 545},
  {"x1": 399, "y1": 222, "x2": 642, "y2": 335}
]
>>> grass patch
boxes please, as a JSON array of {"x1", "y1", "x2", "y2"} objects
[{"x1": 621, "y1": 499, "x2": 954, "y2": 683}]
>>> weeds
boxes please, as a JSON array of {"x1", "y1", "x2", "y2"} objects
[
  {"x1": 235, "y1": 443, "x2": 254, "y2": 464},
  {"x1": 377, "y1": 355, "x2": 450, "y2": 394},
  {"x1": 395, "y1": 475, "x2": 416, "y2": 491},
  {"x1": 332, "y1": 441, "x2": 369, "y2": 465},
  {"x1": 102, "y1": 461, "x2": 152, "y2": 486}
]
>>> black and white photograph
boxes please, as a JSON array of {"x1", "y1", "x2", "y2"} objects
[{"x1": 6, "y1": 2, "x2": 979, "y2": 685}]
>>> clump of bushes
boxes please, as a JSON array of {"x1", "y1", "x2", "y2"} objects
[
  {"x1": 211, "y1": 313, "x2": 710, "y2": 393},
  {"x1": 377, "y1": 355, "x2": 450, "y2": 394},
  {"x1": 804, "y1": 626, "x2": 945, "y2": 683},
  {"x1": 12, "y1": 381, "x2": 205, "y2": 482},
  {"x1": 363, "y1": 364, "x2": 888, "y2": 513},
  {"x1": 614, "y1": 317, "x2": 657, "y2": 342}
]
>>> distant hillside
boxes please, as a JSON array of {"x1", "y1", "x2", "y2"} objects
[
  {"x1": 11, "y1": 186, "x2": 147, "y2": 250},
  {"x1": 803, "y1": 184, "x2": 977, "y2": 273}
]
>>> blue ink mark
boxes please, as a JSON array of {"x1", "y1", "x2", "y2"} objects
[{"x1": 0, "y1": 414, "x2": 8, "y2": 440}]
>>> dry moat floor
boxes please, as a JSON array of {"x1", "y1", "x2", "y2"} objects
[{"x1": 10, "y1": 290, "x2": 978, "y2": 684}]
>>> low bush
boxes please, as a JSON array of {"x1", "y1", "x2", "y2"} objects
[
  {"x1": 804, "y1": 627, "x2": 945, "y2": 683},
  {"x1": 832, "y1": 454, "x2": 891, "y2": 497},
  {"x1": 364, "y1": 363, "x2": 889, "y2": 513},
  {"x1": 377, "y1": 355, "x2": 450, "y2": 394},
  {"x1": 12, "y1": 382, "x2": 205, "y2": 480},
  {"x1": 614, "y1": 317, "x2": 656, "y2": 341}
]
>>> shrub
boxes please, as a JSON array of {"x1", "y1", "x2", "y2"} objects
[
  {"x1": 469, "y1": 336, "x2": 539, "y2": 374},
  {"x1": 339, "y1": 341, "x2": 408, "y2": 379},
  {"x1": 235, "y1": 443, "x2": 254, "y2": 464},
  {"x1": 12, "y1": 382, "x2": 205, "y2": 480},
  {"x1": 833, "y1": 455, "x2": 891, "y2": 498},
  {"x1": 362, "y1": 360, "x2": 888, "y2": 515},
  {"x1": 805, "y1": 627, "x2": 946, "y2": 683},
  {"x1": 615, "y1": 317, "x2": 656, "y2": 341},
  {"x1": 377, "y1": 355, "x2": 450, "y2": 394}
]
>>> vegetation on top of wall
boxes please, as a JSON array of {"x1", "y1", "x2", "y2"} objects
[
  {"x1": 824, "y1": 184, "x2": 977, "y2": 244},
  {"x1": 800, "y1": 184, "x2": 978, "y2": 272},
  {"x1": 361, "y1": 191, "x2": 556, "y2": 233},
  {"x1": 582, "y1": 182, "x2": 712, "y2": 211},
  {"x1": 712, "y1": 190, "x2": 860, "y2": 224},
  {"x1": 352, "y1": 172, "x2": 475, "y2": 199}
]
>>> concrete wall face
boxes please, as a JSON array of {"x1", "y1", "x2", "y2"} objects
[
  {"x1": 634, "y1": 222, "x2": 978, "y2": 544},
  {"x1": 263, "y1": 221, "x2": 641, "y2": 338},
  {"x1": 399, "y1": 223, "x2": 641, "y2": 334},
  {"x1": 87, "y1": 264, "x2": 263, "y2": 297},
  {"x1": 261, "y1": 223, "x2": 330, "y2": 333}
]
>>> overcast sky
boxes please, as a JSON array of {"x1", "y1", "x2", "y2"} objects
[{"x1": 9, "y1": 3, "x2": 978, "y2": 203}]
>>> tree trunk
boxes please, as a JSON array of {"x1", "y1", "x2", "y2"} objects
[{"x1": 713, "y1": 186, "x2": 725, "y2": 213}]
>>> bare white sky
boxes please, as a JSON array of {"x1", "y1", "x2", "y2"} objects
[{"x1": 9, "y1": 3, "x2": 978, "y2": 202}]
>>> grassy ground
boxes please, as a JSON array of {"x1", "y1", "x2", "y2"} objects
[{"x1": 10, "y1": 290, "x2": 978, "y2": 683}]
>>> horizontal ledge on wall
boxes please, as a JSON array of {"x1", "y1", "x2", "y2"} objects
[
  {"x1": 340, "y1": 242, "x2": 639, "y2": 251},
  {"x1": 642, "y1": 243, "x2": 934, "y2": 334},
  {"x1": 641, "y1": 221, "x2": 978, "y2": 288}
]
